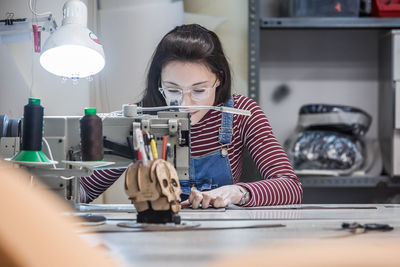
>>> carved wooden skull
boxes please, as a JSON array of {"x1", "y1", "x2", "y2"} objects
[{"x1": 125, "y1": 159, "x2": 182, "y2": 213}]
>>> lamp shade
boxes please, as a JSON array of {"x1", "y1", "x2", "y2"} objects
[{"x1": 39, "y1": 0, "x2": 105, "y2": 79}]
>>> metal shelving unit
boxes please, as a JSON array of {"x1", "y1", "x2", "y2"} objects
[
  {"x1": 299, "y1": 176, "x2": 400, "y2": 188},
  {"x1": 247, "y1": 0, "x2": 400, "y2": 189},
  {"x1": 248, "y1": 2, "x2": 400, "y2": 104},
  {"x1": 248, "y1": 0, "x2": 260, "y2": 102},
  {"x1": 261, "y1": 17, "x2": 400, "y2": 29}
]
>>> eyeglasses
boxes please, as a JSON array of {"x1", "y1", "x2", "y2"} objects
[{"x1": 159, "y1": 79, "x2": 218, "y2": 105}]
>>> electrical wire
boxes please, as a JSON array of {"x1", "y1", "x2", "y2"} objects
[
  {"x1": 42, "y1": 137, "x2": 75, "y2": 180},
  {"x1": 42, "y1": 137, "x2": 56, "y2": 168},
  {"x1": 28, "y1": 0, "x2": 52, "y2": 17},
  {"x1": 29, "y1": 0, "x2": 38, "y2": 98},
  {"x1": 60, "y1": 175, "x2": 75, "y2": 181},
  {"x1": 138, "y1": 105, "x2": 252, "y2": 116}
]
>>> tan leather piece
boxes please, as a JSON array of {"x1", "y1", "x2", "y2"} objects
[
  {"x1": 155, "y1": 159, "x2": 182, "y2": 203},
  {"x1": 150, "y1": 197, "x2": 170, "y2": 211},
  {"x1": 125, "y1": 160, "x2": 160, "y2": 203},
  {"x1": 125, "y1": 159, "x2": 182, "y2": 213},
  {"x1": 133, "y1": 201, "x2": 149, "y2": 212}
]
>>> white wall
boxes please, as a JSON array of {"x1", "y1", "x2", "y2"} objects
[
  {"x1": 94, "y1": 0, "x2": 184, "y2": 113},
  {"x1": 184, "y1": 0, "x2": 248, "y2": 96},
  {"x1": 259, "y1": 30, "x2": 379, "y2": 145},
  {"x1": 0, "y1": 43, "x2": 30, "y2": 118},
  {"x1": 0, "y1": 0, "x2": 91, "y2": 117}
]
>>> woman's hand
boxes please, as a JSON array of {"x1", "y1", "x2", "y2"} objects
[{"x1": 181, "y1": 185, "x2": 248, "y2": 209}]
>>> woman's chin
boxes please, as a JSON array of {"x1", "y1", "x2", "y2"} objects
[
  {"x1": 190, "y1": 111, "x2": 208, "y2": 125},
  {"x1": 188, "y1": 113, "x2": 198, "y2": 125},
  {"x1": 190, "y1": 118, "x2": 200, "y2": 125}
]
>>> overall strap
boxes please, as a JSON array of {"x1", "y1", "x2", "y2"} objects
[{"x1": 219, "y1": 96, "x2": 234, "y2": 145}]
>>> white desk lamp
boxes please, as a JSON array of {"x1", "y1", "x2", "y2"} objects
[{"x1": 31, "y1": 0, "x2": 105, "y2": 80}]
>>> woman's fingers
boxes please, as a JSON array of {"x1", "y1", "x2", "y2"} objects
[
  {"x1": 213, "y1": 196, "x2": 227, "y2": 208},
  {"x1": 188, "y1": 189, "x2": 196, "y2": 203},
  {"x1": 189, "y1": 189, "x2": 203, "y2": 209},
  {"x1": 187, "y1": 186, "x2": 237, "y2": 209},
  {"x1": 201, "y1": 193, "x2": 213, "y2": 209}
]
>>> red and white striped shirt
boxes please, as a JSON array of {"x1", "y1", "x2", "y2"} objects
[
  {"x1": 191, "y1": 94, "x2": 302, "y2": 206},
  {"x1": 80, "y1": 168, "x2": 126, "y2": 203},
  {"x1": 80, "y1": 94, "x2": 303, "y2": 205}
]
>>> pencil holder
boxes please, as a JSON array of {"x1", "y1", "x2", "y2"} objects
[{"x1": 125, "y1": 159, "x2": 182, "y2": 224}]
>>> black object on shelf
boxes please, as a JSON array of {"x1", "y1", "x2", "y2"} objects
[
  {"x1": 260, "y1": 17, "x2": 400, "y2": 28},
  {"x1": 280, "y1": 0, "x2": 360, "y2": 17},
  {"x1": 287, "y1": 104, "x2": 372, "y2": 173}
]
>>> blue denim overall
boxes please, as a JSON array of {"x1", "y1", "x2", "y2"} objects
[{"x1": 180, "y1": 97, "x2": 234, "y2": 201}]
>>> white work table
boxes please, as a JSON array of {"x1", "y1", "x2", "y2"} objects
[{"x1": 77, "y1": 204, "x2": 400, "y2": 267}]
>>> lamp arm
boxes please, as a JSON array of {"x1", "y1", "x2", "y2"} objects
[
  {"x1": 28, "y1": 0, "x2": 52, "y2": 17},
  {"x1": 40, "y1": 15, "x2": 58, "y2": 33}
]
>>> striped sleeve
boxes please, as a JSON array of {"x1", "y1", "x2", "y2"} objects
[
  {"x1": 79, "y1": 168, "x2": 126, "y2": 203},
  {"x1": 235, "y1": 95, "x2": 303, "y2": 206}
]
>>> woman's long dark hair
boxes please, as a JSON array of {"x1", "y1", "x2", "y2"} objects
[{"x1": 140, "y1": 24, "x2": 231, "y2": 107}]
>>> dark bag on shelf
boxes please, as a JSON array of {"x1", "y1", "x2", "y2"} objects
[
  {"x1": 290, "y1": 130, "x2": 364, "y2": 171},
  {"x1": 298, "y1": 104, "x2": 372, "y2": 137},
  {"x1": 286, "y1": 104, "x2": 372, "y2": 174}
]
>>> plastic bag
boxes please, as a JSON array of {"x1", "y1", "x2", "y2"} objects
[
  {"x1": 289, "y1": 130, "x2": 364, "y2": 171},
  {"x1": 286, "y1": 104, "x2": 372, "y2": 174}
]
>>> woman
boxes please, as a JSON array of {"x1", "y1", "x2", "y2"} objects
[{"x1": 80, "y1": 24, "x2": 303, "y2": 208}]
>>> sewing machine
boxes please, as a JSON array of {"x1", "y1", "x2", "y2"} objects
[{"x1": 0, "y1": 110, "x2": 191, "y2": 204}]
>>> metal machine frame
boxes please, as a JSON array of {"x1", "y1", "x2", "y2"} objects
[{"x1": 0, "y1": 111, "x2": 191, "y2": 203}]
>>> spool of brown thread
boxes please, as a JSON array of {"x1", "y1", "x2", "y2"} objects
[{"x1": 80, "y1": 107, "x2": 103, "y2": 161}]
